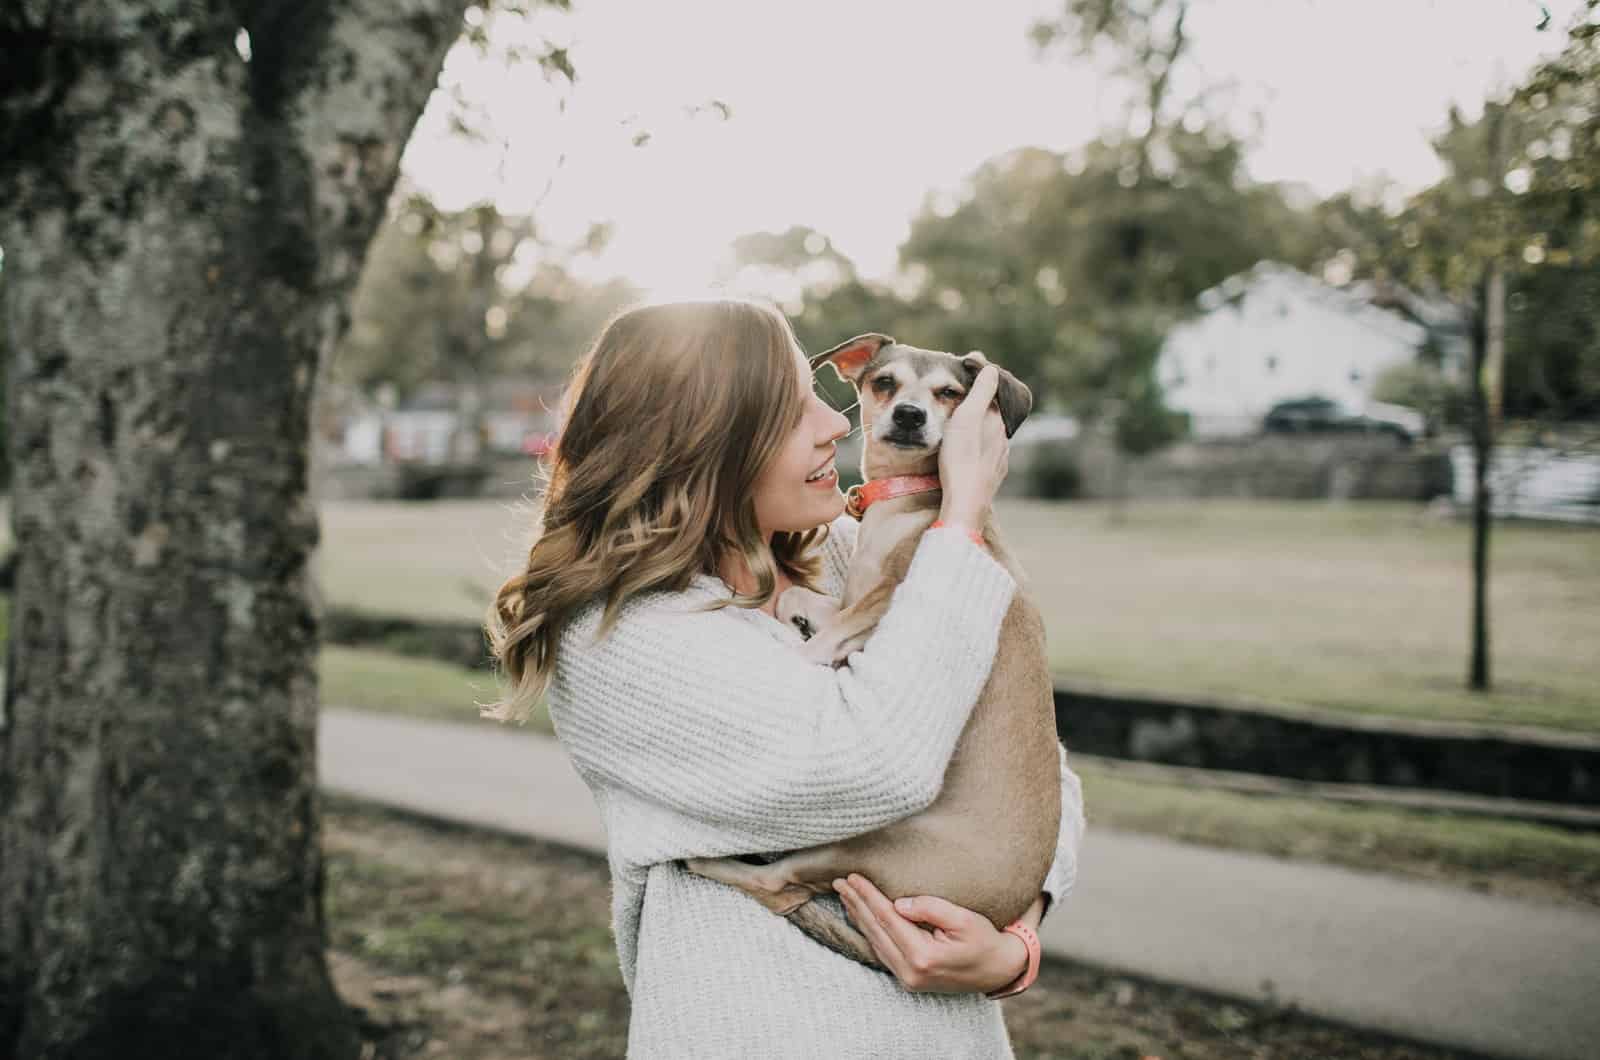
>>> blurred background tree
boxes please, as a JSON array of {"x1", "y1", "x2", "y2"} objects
[
  {"x1": 333, "y1": 192, "x2": 636, "y2": 400},
  {"x1": 1313, "y1": 8, "x2": 1598, "y2": 428},
  {"x1": 712, "y1": 0, "x2": 1322, "y2": 505},
  {"x1": 1309, "y1": 1, "x2": 1599, "y2": 691}
]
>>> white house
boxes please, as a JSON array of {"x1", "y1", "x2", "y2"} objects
[{"x1": 1157, "y1": 262, "x2": 1429, "y2": 438}]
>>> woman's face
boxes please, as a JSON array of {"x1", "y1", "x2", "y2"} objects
[{"x1": 751, "y1": 347, "x2": 851, "y2": 536}]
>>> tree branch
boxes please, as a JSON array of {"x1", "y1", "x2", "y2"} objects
[{"x1": 284, "y1": 0, "x2": 473, "y2": 290}]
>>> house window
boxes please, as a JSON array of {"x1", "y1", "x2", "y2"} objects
[
  {"x1": 1349, "y1": 368, "x2": 1362, "y2": 384},
  {"x1": 1266, "y1": 355, "x2": 1279, "y2": 374}
]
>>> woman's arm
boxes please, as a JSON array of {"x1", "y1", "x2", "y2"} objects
[
  {"x1": 816, "y1": 513, "x2": 858, "y2": 596},
  {"x1": 1040, "y1": 740, "x2": 1087, "y2": 923},
  {"x1": 836, "y1": 740, "x2": 1086, "y2": 993},
  {"x1": 551, "y1": 526, "x2": 1016, "y2": 861}
]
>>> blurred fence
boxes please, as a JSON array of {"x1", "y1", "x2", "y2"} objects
[{"x1": 1451, "y1": 445, "x2": 1600, "y2": 525}]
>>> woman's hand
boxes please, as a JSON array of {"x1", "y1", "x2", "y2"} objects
[
  {"x1": 834, "y1": 873, "x2": 1032, "y2": 994},
  {"x1": 937, "y1": 364, "x2": 1010, "y2": 537}
]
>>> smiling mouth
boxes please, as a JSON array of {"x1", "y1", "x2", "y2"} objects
[{"x1": 804, "y1": 459, "x2": 836, "y2": 483}]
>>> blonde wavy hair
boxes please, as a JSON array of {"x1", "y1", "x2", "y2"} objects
[{"x1": 482, "y1": 298, "x2": 828, "y2": 723}]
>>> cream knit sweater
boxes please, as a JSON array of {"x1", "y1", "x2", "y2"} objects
[{"x1": 548, "y1": 517, "x2": 1087, "y2": 1059}]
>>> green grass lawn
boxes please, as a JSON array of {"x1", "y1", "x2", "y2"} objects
[
  {"x1": 320, "y1": 644, "x2": 550, "y2": 733},
  {"x1": 317, "y1": 497, "x2": 1600, "y2": 733},
  {"x1": 1008, "y1": 500, "x2": 1600, "y2": 733},
  {"x1": 1076, "y1": 758, "x2": 1600, "y2": 907}
]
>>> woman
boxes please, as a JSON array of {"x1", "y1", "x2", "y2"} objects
[{"x1": 485, "y1": 298, "x2": 1086, "y2": 1058}]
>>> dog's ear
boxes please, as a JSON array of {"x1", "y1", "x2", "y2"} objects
[
  {"x1": 960, "y1": 351, "x2": 1033, "y2": 438},
  {"x1": 814, "y1": 333, "x2": 894, "y2": 386}
]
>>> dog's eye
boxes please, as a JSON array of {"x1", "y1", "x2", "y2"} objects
[
  {"x1": 938, "y1": 387, "x2": 963, "y2": 401},
  {"x1": 871, "y1": 376, "x2": 896, "y2": 395}
]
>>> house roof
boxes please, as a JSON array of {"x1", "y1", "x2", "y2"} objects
[{"x1": 1192, "y1": 261, "x2": 1425, "y2": 346}]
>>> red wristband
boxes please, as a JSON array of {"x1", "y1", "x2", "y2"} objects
[
  {"x1": 929, "y1": 519, "x2": 986, "y2": 548},
  {"x1": 984, "y1": 920, "x2": 1041, "y2": 1000}
]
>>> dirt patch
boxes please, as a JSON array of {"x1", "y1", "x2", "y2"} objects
[{"x1": 326, "y1": 800, "x2": 1486, "y2": 1060}]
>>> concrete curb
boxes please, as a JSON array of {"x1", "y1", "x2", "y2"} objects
[
  {"x1": 1056, "y1": 680, "x2": 1600, "y2": 805},
  {"x1": 1072, "y1": 752, "x2": 1600, "y2": 831}
]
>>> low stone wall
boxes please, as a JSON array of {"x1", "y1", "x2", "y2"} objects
[
  {"x1": 1069, "y1": 435, "x2": 1454, "y2": 501},
  {"x1": 1056, "y1": 682, "x2": 1600, "y2": 806},
  {"x1": 324, "y1": 609, "x2": 491, "y2": 671},
  {"x1": 315, "y1": 436, "x2": 1453, "y2": 504},
  {"x1": 318, "y1": 458, "x2": 534, "y2": 501}
]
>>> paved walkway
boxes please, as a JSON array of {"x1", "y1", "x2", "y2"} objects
[{"x1": 321, "y1": 708, "x2": 1600, "y2": 1060}]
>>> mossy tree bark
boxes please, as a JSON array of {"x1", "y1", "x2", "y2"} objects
[{"x1": 0, "y1": 2, "x2": 470, "y2": 1056}]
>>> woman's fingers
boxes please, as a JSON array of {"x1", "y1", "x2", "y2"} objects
[
  {"x1": 835, "y1": 876, "x2": 910, "y2": 977},
  {"x1": 951, "y1": 365, "x2": 1000, "y2": 428},
  {"x1": 981, "y1": 405, "x2": 1007, "y2": 459},
  {"x1": 842, "y1": 874, "x2": 933, "y2": 975},
  {"x1": 891, "y1": 894, "x2": 972, "y2": 932},
  {"x1": 938, "y1": 367, "x2": 1010, "y2": 530}
]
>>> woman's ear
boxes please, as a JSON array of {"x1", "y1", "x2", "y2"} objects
[
  {"x1": 814, "y1": 333, "x2": 894, "y2": 386},
  {"x1": 961, "y1": 351, "x2": 1033, "y2": 437}
]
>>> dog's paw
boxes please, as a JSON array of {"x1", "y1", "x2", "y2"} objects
[
  {"x1": 799, "y1": 633, "x2": 845, "y2": 667},
  {"x1": 801, "y1": 630, "x2": 865, "y2": 667},
  {"x1": 829, "y1": 630, "x2": 869, "y2": 665},
  {"x1": 778, "y1": 586, "x2": 837, "y2": 641}
]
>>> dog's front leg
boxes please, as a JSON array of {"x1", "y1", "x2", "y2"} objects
[
  {"x1": 777, "y1": 585, "x2": 840, "y2": 642},
  {"x1": 799, "y1": 578, "x2": 894, "y2": 666},
  {"x1": 681, "y1": 856, "x2": 821, "y2": 917}
]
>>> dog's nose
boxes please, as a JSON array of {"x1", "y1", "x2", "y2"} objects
[{"x1": 892, "y1": 404, "x2": 926, "y2": 430}]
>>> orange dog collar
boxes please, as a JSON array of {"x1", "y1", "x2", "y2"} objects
[{"x1": 843, "y1": 474, "x2": 942, "y2": 520}]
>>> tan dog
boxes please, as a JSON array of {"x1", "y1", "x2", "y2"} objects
[{"x1": 684, "y1": 335, "x2": 1061, "y2": 969}]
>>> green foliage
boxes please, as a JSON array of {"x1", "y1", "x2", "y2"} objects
[
  {"x1": 729, "y1": 225, "x2": 857, "y2": 281},
  {"x1": 733, "y1": 123, "x2": 1316, "y2": 461},
  {"x1": 893, "y1": 132, "x2": 1309, "y2": 428},
  {"x1": 1372, "y1": 361, "x2": 1468, "y2": 431},
  {"x1": 1505, "y1": 263, "x2": 1600, "y2": 419},
  {"x1": 0, "y1": 261, "x2": 8, "y2": 490},
  {"x1": 333, "y1": 194, "x2": 637, "y2": 397},
  {"x1": 1115, "y1": 378, "x2": 1187, "y2": 456},
  {"x1": 1029, "y1": 445, "x2": 1083, "y2": 500},
  {"x1": 1316, "y1": 4, "x2": 1599, "y2": 422},
  {"x1": 716, "y1": 0, "x2": 1329, "y2": 461}
]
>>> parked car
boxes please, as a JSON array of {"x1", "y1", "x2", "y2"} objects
[{"x1": 1262, "y1": 397, "x2": 1424, "y2": 443}]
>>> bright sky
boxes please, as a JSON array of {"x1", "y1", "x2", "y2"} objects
[{"x1": 400, "y1": 0, "x2": 1587, "y2": 294}]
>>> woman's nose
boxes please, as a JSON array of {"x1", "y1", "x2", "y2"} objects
[{"x1": 825, "y1": 405, "x2": 849, "y2": 440}]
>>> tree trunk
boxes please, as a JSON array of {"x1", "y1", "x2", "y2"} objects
[
  {"x1": 1467, "y1": 99, "x2": 1510, "y2": 695},
  {"x1": 1468, "y1": 280, "x2": 1493, "y2": 692},
  {"x1": 0, "y1": 3, "x2": 468, "y2": 1056},
  {"x1": 1484, "y1": 259, "x2": 1506, "y2": 429}
]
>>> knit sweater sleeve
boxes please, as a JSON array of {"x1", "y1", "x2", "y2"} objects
[
  {"x1": 551, "y1": 526, "x2": 1016, "y2": 859},
  {"x1": 1040, "y1": 740, "x2": 1087, "y2": 922},
  {"x1": 816, "y1": 515, "x2": 858, "y2": 595}
]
